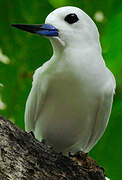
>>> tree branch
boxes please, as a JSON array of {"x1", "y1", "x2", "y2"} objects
[{"x1": 0, "y1": 115, "x2": 105, "y2": 180}]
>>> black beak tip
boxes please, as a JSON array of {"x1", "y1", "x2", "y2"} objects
[
  {"x1": 11, "y1": 24, "x2": 20, "y2": 30},
  {"x1": 11, "y1": 24, "x2": 17, "y2": 27},
  {"x1": 11, "y1": 24, "x2": 31, "y2": 32},
  {"x1": 11, "y1": 24, "x2": 22, "y2": 28}
]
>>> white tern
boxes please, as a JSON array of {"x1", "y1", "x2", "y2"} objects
[{"x1": 12, "y1": 6, "x2": 116, "y2": 155}]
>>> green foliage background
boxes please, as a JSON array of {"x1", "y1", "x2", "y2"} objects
[{"x1": 0, "y1": 0, "x2": 121, "y2": 179}]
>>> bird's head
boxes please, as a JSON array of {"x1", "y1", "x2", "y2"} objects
[{"x1": 12, "y1": 6, "x2": 101, "y2": 52}]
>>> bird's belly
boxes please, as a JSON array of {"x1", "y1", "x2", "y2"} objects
[{"x1": 34, "y1": 79, "x2": 99, "y2": 153}]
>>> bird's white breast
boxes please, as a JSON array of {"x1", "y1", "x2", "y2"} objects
[{"x1": 33, "y1": 54, "x2": 111, "y2": 154}]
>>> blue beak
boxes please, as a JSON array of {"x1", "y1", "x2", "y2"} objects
[{"x1": 12, "y1": 24, "x2": 58, "y2": 37}]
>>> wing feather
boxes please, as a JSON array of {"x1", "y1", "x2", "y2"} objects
[
  {"x1": 86, "y1": 72, "x2": 116, "y2": 152},
  {"x1": 24, "y1": 68, "x2": 48, "y2": 132}
]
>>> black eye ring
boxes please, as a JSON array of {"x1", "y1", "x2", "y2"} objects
[{"x1": 64, "y1": 13, "x2": 79, "y2": 24}]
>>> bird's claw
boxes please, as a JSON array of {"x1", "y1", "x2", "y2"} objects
[{"x1": 69, "y1": 151, "x2": 88, "y2": 160}]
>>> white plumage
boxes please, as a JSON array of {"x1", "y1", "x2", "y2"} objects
[{"x1": 24, "y1": 6, "x2": 116, "y2": 154}]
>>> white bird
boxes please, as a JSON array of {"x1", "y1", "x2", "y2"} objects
[{"x1": 12, "y1": 6, "x2": 116, "y2": 155}]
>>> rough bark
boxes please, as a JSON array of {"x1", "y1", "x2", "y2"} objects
[{"x1": 0, "y1": 115, "x2": 105, "y2": 180}]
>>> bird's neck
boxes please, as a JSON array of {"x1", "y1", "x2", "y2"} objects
[
  {"x1": 50, "y1": 37, "x2": 65, "y2": 57},
  {"x1": 50, "y1": 37, "x2": 102, "y2": 64}
]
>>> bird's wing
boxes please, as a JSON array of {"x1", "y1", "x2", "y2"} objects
[
  {"x1": 24, "y1": 67, "x2": 49, "y2": 133},
  {"x1": 86, "y1": 71, "x2": 116, "y2": 152}
]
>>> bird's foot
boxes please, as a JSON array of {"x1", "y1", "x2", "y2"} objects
[
  {"x1": 69, "y1": 151, "x2": 88, "y2": 159},
  {"x1": 69, "y1": 151, "x2": 88, "y2": 166}
]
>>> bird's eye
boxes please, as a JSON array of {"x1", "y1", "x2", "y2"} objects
[{"x1": 64, "y1": 13, "x2": 79, "y2": 24}]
